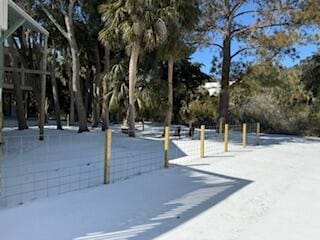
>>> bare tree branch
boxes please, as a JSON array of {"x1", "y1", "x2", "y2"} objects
[
  {"x1": 41, "y1": 6, "x2": 69, "y2": 39},
  {"x1": 211, "y1": 43, "x2": 224, "y2": 50},
  {"x1": 68, "y1": 0, "x2": 77, "y2": 18},
  {"x1": 230, "y1": 0, "x2": 245, "y2": 18},
  {"x1": 232, "y1": 22, "x2": 290, "y2": 37},
  {"x1": 57, "y1": 0, "x2": 67, "y2": 15},
  {"x1": 233, "y1": 5, "x2": 298, "y2": 20},
  {"x1": 231, "y1": 47, "x2": 252, "y2": 59},
  {"x1": 233, "y1": 10, "x2": 257, "y2": 19}
]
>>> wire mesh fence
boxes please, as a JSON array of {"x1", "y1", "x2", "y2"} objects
[
  {"x1": 169, "y1": 123, "x2": 260, "y2": 163},
  {"x1": 110, "y1": 136, "x2": 164, "y2": 183},
  {"x1": 205, "y1": 125, "x2": 224, "y2": 156},
  {"x1": 0, "y1": 133, "x2": 104, "y2": 208},
  {"x1": 168, "y1": 127, "x2": 201, "y2": 165},
  {"x1": 0, "y1": 122, "x2": 261, "y2": 208}
]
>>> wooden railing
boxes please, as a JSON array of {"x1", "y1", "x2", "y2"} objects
[{"x1": 1, "y1": 66, "x2": 50, "y2": 90}]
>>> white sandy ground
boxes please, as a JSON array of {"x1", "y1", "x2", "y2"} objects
[{"x1": 0, "y1": 123, "x2": 320, "y2": 239}]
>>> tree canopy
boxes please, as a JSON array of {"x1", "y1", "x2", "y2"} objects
[{"x1": 3, "y1": 0, "x2": 320, "y2": 136}]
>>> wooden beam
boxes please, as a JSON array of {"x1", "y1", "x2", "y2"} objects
[
  {"x1": 8, "y1": 0, "x2": 49, "y2": 36},
  {"x1": 0, "y1": 66, "x2": 50, "y2": 75},
  {"x1": 0, "y1": 18, "x2": 25, "y2": 43},
  {"x1": 39, "y1": 36, "x2": 48, "y2": 141},
  {"x1": 3, "y1": 83, "x2": 33, "y2": 91}
]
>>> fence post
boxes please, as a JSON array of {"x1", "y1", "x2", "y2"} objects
[
  {"x1": 242, "y1": 123, "x2": 247, "y2": 148},
  {"x1": 256, "y1": 122, "x2": 260, "y2": 145},
  {"x1": 224, "y1": 124, "x2": 229, "y2": 152},
  {"x1": 104, "y1": 129, "x2": 112, "y2": 184},
  {"x1": 164, "y1": 126, "x2": 170, "y2": 168},
  {"x1": 200, "y1": 125, "x2": 205, "y2": 158}
]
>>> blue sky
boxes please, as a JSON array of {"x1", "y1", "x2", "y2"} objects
[
  {"x1": 190, "y1": 1, "x2": 320, "y2": 75},
  {"x1": 191, "y1": 43, "x2": 319, "y2": 75}
]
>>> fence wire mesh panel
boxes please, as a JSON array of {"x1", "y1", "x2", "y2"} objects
[
  {"x1": 229, "y1": 125, "x2": 242, "y2": 145},
  {"x1": 0, "y1": 130, "x2": 166, "y2": 208},
  {"x1": 110, "y1": 135, "x2": 164, "y2": 183},
  {"x1": 229, "y1": 124, "x2": 260, "y2": 149},
  {"x1": 0, "y1": 133, "x2": 104, "y2": 208},
  {"x1": 0, "y1": 123, "x2": 261, "y2": 208},
  {"x1": 168, "y1": 126, "x2": 202, "y2": 165},
  {"x1": 247, "y1": 123, "x2": 260, "y2": 146},
  {"x1": 205, "y1": 125, "x2": 224, "y2": 156}
]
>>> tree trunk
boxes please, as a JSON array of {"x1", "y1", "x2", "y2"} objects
[
  {"x1": 70, "y1": 43, "x2": 88, "y2": 132},
  {"x1": 13, "y1": 71, "x2": 28, "y2": 130},
  {"x1": 51, "y1": 48, "x2": 63, "y2": 130},
  {"x1": 142, "y1": 118, "x2": 145, "y2": 131},
  {"x1": 101, "y1": 45, "x2": 110, "y2": 131},
  {"x1": 218, "y1": 36, "x2": 231, "y2": 125},
  {"x1": 65, "y1": 15, "x2": 88, "y2": 132},
  {"x1": 84, "y1": 69, "x2": 89, "y2": 116},
  {"x1": 92, "y1": 44, "x2": 101, "y2": 128},
  {"x1": 165, "y1": 56, "x2": 174, "y2": 127},
  {"x1": 45, "y1": 97, "x2": 49, "y2": 123},
  {"x1": 42, "y1": 7, "x2": 86, "y2": 130},
  {"x1": 9, "y1": 51, "x2": 28, "y2": 130},
  {"x1": 67, "y1": 63, "x2": 75, "y2": 125},
  {"x1": 128, "y1": 42, "x2": 140, "y2": 137}
]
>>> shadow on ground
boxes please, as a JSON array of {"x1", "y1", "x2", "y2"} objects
[
  {"x1": 71, "y1": 166, "x2": 252, "y2": 240},
  {"x1": 257, "y1": 134, "x2": 320, "y2": 146}
]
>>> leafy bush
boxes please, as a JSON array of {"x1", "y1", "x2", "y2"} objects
[
  {"x1": 233, "y1": 93, "x2": 309, "y2": 134},
  {"x1": 230, "y1": 63, "x2": 311, "y2": 134},
  {"x1": 180, "y1": 98, "x2": 217, "y2": 127},
  {"x1": 308, "y1": 101, "x2": 320, "y2": 136}
]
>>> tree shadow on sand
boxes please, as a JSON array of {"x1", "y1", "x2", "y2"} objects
[
  {"x1": 73, "y1": 166, "x2": 252, "y2": 240},
  {"x1": 252, "y1": 133, "x2": 320, "y2": 147}
]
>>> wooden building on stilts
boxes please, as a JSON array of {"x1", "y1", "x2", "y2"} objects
[{"x1": 0, "y1": 0, "x2": 49, "y2": 142}]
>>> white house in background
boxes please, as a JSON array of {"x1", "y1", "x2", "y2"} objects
[
  {"x1": 204, "y1": 82, "x2": 221, "y2": 96},
  {"x1": 204, "y1": 81, "x2": 237, "y2": 97}
]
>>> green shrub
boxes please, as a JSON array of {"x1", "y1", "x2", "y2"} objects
[{"x1": 180, "y1": 98, "x2": 217, "y2": 126}]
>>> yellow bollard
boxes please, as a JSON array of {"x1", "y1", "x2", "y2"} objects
[
  {"x1": 200, "y1": 125, "x2": 205, "y2": 158},
  {"x1": 104, "y1": 129, "x2": 112, "y2": 184},
  {"x1": 164, "y1": 126, "x2": 170, "y2": 168},
  {"x1": 224, "y1": 124, "x2": 229, "y2": 152},
  {"x1": 256, "y1": 122, "x2": 261, "y2": 145},
  {"x1": 242, "y1": 123, "x2": 247, "y2": 148}
]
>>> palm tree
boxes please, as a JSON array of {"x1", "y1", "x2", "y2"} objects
[
  {"x1": 104, "y1": 61, "x2": 129, "y2": 124},
  {"x1": 161, "y1": 0, "x2": 200, "y2": 127},
  {"x1": 99, "y1": 0, "x2": 167, "y2": 137},
  {"x1": 136, "y1": 79, "x2": 159, "y2": 130}
]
